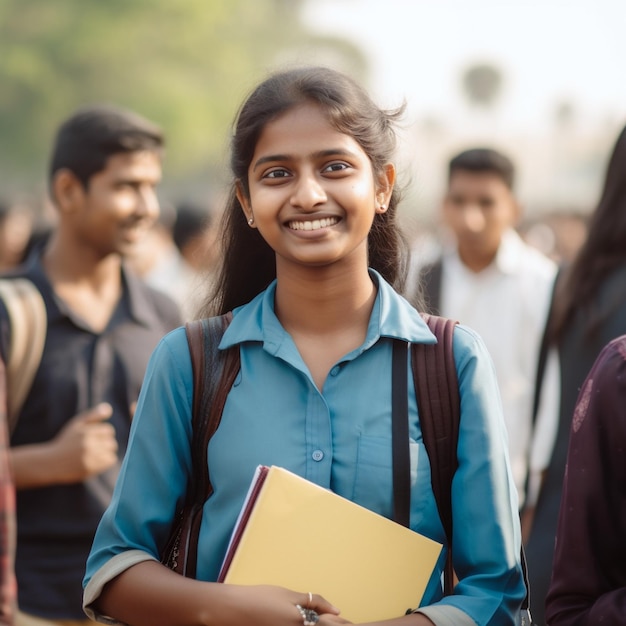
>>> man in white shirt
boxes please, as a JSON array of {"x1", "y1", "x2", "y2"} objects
[{"x1": 406, "y1": 148, "x2": 559, "y2": 511}]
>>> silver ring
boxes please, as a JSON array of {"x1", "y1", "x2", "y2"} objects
[{"x1": 296, "y1": 604, "x2": 319, "y2": 626}]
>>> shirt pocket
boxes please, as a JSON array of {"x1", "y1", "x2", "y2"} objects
[{"x1": 353, "y1": 435, "x2": 421, "y2": 520}]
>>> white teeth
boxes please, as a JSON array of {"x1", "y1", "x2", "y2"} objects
[{"x1": 289, "y1": 217, "x2": 338, "y2": 231}]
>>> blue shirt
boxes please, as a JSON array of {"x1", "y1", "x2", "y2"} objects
[{"x1": 84, "y1": 271, "x2": 525, "y2": 625}]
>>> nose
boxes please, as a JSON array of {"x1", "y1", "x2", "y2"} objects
[
  {"x1": 461, "y1": 205, "x2": 486, "y2": 233},
  {"x1": 289, "y1": 171, "x2": 327, "y2": 210},
  {"x1": 136, "y1": 185, "x2": 160, "y2": 222}
]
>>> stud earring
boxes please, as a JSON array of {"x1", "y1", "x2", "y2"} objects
[
  {"x1": 379, "y1": 204, "x2": 387, "y2": 211},
  {"x1": 248, "y1": 216, "x2": 254, "y2": 226}
]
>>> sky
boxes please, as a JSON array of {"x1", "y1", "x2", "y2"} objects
[
  {"x1": 301, "y1": 0, "x2": 626, "y2": 218},
  {"x1": 303, "y1": 0, "x2": 626, "y2": 128}
]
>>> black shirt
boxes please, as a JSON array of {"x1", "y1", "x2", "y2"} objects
[{"x1": 0, "y1": 252, "x2": 181, "y2": 619}]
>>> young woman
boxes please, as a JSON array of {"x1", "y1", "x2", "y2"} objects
[
  {"x1": 83, "y1": 66, "x2": 525, "y2": 626},
  {"x1": 524, "y1": 122, "x2": 626, "y2": 625}
]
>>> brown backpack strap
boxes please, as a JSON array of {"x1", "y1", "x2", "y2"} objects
[
  {"x1": 162, "y1": 312, "x2": 240, "y2": 577},
  {"x1": 411, "y1": 313, "x2": 459, "y2": 594}
]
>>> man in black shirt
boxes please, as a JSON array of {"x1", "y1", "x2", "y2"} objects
[{"x1": 0, "y1": 105, "x2": 181, "y2": 624}]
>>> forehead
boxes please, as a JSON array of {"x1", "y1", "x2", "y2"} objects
[
  {"x1": 98, "y1": 150, "x2": 162, "y2": 179},
  {"x1": 447, "y1": 169, "x2": 512, "y2": 197},
  {"x1": 251, "y1": 102, "x2": 367, "y2": 163}
]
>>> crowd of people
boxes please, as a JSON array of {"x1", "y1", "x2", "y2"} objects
[{"x1": 1, "y1": 64, "x2": 625, "y2": 626}]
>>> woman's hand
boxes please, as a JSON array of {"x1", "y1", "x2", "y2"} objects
[{"x1": 222, "y1": 585, "x2": 351, "y2": 625}]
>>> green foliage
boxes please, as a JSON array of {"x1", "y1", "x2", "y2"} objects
[{"x1": 0, "y1": 0, "x2": 366, "y2": 195}]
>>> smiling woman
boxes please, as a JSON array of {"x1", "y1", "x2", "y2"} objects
[{"x1": 82, "y1": 66, "x2": 526, "y2": 626}]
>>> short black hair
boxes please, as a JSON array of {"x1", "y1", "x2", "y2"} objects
[
  {"x1": 448, "y1": 147, "x2": 515, "y2": 189},
  {"x1": 49, "y1": 104, "x2": 164, "y2": 192},
  {"x1": 173, "y1": 201, "x2": 213, "y2": 252}
]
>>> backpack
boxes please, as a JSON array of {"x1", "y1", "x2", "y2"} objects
[
  {"x1": 0, "y1": 278, "x2": 47, "y2": 433},
  {"x1": 162, "y1": 312, "x2": 533, "y2": 624}
]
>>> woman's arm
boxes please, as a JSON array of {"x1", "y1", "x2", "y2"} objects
[
  {"x1": 97, "y1": 560, "x2": 346, "y2": 626},
  {"x1": 437, "y1": 326, "x2": 526, "y2": 624}
]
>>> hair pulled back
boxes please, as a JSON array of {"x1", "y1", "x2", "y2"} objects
[{"x1": 207, "y1": 66, "x2": 407, "y2": 316}]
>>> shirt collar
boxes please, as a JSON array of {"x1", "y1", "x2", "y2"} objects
[
  {"x1": 21, "y1": 250, "x2": 160, "y2": 331},
  {"x1": 445, "y1": 228, "x2": 526, "y2": 276},
  {"x1": 219, "y1": 269, "x2": 436, "y2": 354}
]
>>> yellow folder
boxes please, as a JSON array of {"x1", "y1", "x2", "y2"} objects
[{"x1": 219, "y1": 465, "x2": 442, "y2": 623}]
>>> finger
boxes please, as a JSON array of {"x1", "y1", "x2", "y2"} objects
[
  {"x1": 306, "y1": 593, "x2": 340, "y2": 615},
  {"x1": 79, "y1": 402, "x2": 114, "y2": 423}
]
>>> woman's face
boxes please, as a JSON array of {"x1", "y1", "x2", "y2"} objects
[{"x1": 237, "y1": 102, "x2": 394, "y2": 274}]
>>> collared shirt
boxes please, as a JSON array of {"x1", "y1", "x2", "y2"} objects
[
  {"x1": 84, "y1": 271, "x2": 525, "y2": 626},
  {"x1": 437, "y1": 229, "x2": 559, "y2": 504},
  {"x1": 0, "y1": 252, "x2": 181, "y2": 619}
]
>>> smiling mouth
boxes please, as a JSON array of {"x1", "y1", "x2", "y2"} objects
[{"x1": 287, "y1": 217, "x2": 339, "y2": 231}]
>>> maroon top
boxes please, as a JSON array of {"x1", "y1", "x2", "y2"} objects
[
  {"x1": 546, "y1": 335, "x2": 626, "y2": 625},
  {"x1": 0, "y1": 358, "x2": 16, "y2": 625}
]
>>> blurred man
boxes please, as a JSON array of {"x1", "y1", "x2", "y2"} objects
[
  {"x1": 406, "y1": 148, "x2": 559, "y2": 511},
  {"x1": 0, "y1": 105, "x2": 181, "y2": 624}
]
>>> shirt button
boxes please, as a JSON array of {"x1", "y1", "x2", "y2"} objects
[
  {"x1": 312, "y1": 450, "x2": 324, "y2": 462},
  {"x1": 330, "y1": 366, "x2": 340, "y2": 376}
]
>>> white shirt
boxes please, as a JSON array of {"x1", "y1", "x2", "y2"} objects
[{"x1": 411, "y1": 229, "x2": 559, "y2": 506}]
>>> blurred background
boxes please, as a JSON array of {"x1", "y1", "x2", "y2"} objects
[{"x1": 1, "y1": 0, "x2": 625, "y2": 256}]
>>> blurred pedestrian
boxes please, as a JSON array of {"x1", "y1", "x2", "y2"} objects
[
  {"x1": 405, "y1": 147, "x2": 559, "y2": 510},
  {"x1": 545, "y1": 334, "x2": 626, "y2": 625},
  {"x1": 0, "y1": 357, "x2": 16, "y2": 626},
  {"x1": 525, "y1": 122, "x2": 626, "y2": 625},
  {"x1": 0, "y1": 104, "x2": 181, "y2": 624},
  {"x1": 0, "y1": 200, "x2": 33, "y2": 272}
]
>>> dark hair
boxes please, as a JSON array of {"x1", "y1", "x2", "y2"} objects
[
  {"x1": 206, "y1": 66, "x2": 408, "y2": 316},
  {"x1": 448, "y1": 147, "x2": 515, "y2": 189},
  {"x1": 550, "y1": 123, "x2": 626, "y2": 341},
  {"x1": 173, "y1": 201, "x2": 213, "y2": 252},
  {"x1": 49, "y1": 104, "x2": 163, "y2": 194}
]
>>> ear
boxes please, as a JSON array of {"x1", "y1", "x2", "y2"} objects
[
  {"x1": 52, "y1": 169, "x2": 85, "y2": 215},
  {"x1": 235, "y1": 180, "x2": 256, "y2": 228},
  {"x1": 375, "y1": 163, "x2": 396, "y2": 214}
]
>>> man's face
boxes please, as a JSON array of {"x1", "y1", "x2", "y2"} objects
[
  {"x1": 442, "y1": 169, "x2": 519, "y2": 266},
  {"x1": 71, "y1": 150, "x2": 162, "y2": 257}
]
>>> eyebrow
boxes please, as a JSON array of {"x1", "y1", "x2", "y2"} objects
[{"x1": 252, "y1": 148, "x2": 359, "y2": 171}]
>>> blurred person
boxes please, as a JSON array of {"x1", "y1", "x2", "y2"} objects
[
  {"x1": 544, "y1": 334, "x2": 626, "y2": 625},
  {"x1": 128, "y1": 199, "x2": 218, "y2": 320},
  {"x1": 0, "y1": 201, "x2": 33, "y2": 272},
  {"x1": 525, "y1": 123, "x2": 626, "y2": 626},
  {"x1": 405, "y1": 148, "x2": 559, "y2": 510},
  {"x1": 0, "y1": 104, "x2": 181, "y2": 624},
  {"x1": 0, "y1": 357, "x2": 16, "y2": 626},
  {"x1": 126, "y1": 200, "x2": 198, "y2": 320},
  {"x1": 172, "y1": 199, "x2": 219, "y2": 273}
]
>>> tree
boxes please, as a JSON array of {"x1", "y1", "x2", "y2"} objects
[{"x1": 0, "y1": 0, "x2": 365, "y2": 196}]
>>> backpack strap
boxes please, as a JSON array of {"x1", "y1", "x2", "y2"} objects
[
  {"x1": 0, "y1": 278, "x2": 47, "y2": 433},
  {"x1": 162, "y1": 312, "x2": 240, "y2": 577},
  {"x1": 411, "y1": 313, "x2": 459, "y2": 594}
]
